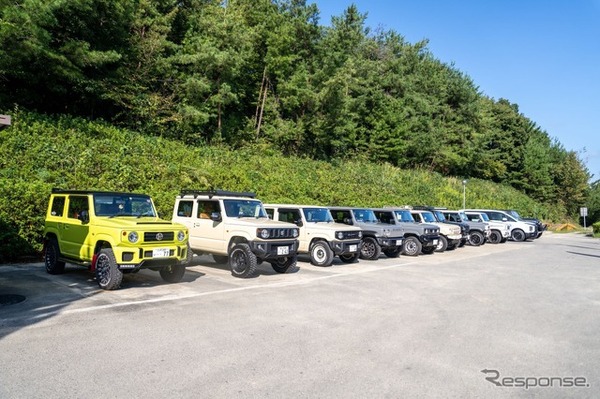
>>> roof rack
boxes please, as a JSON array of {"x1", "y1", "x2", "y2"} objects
[
  {"x1": 180, "y1": 189, "x2": 256, "y2": 199},
  {"x1": 412, "y1": 205, "x2": 433, "y2": 211},
  {"x1": 51, "y1": 188, "x2": 149, "y2": 196}
]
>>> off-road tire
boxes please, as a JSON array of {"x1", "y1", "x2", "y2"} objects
[
  {"x1": 435, "y1": 236, "x2": 448, "y2": 252},
  {"x1": 309, "y1": 241, "x2": 334, "y2": 266},
  {"x1": 95, "y1": 248, "x2": 123, "y2": 290},
  {"x1": 45, "y1": 237, "x2": 65, "y2": 275},
  {"x1": 488, "y1": 230, "x2": 502, "y2": 244},
  {"x1": 360, "y1": 236, "x2": 381, "y2": 260},
  {"x1": 229, "y1": 243, "x2": 257, "y2": 278},
  {"x1": 383, "y1": 247, "x2": 401, "y2": 258},
  {"x1": 271, "y1": 256, "x2": 298, "y2": 273},
  {"x1": 511, "y1": 229, "x2": 526, "y2": 242},
  {"x1": 183, "y1": 243, "x2": 194, "y2": 265},
  {"x1": 402, "y1": 237, "x2": 422, "y2": 257},
  {"x1": 469, "y1": 231, "x2": 485, "y2": 246},
  {"x1": 159, "y1": 264, "x2": 186, "y2": 283},
  {"x1": 339, "y1": 253, "x2": 360, "y2": 263},
  {"x1": 421, "y1": 246, "x2": 435, "y2": 255},
  {"x1": 212, "y1": 254, "x2": 229, "y2": 264}
]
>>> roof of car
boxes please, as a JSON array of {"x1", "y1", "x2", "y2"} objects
[
  {"x1": 178, "y1": 190, "x2": 256, "y2": 199},
  {"x1": 51, "y1": 188, "x2": 149, "y2": 197},
  {"x1": 264, "y1": 204, "x2": 329, "y2": 209}
]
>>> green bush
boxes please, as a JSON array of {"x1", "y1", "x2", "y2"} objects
[
  {"x1": 593, "y1": 222, "x2": 600, "y2": 235},
  {"x1": 0, "y1": 111, "x2": 565, "y2": 260}
]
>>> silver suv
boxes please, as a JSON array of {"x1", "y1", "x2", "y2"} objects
[
  {"x1": 172, "y1": 191, "x2": 299, "y2": 278},
  {"x1": 329, "y1": 207, "x2": 404, "y2": 260}
]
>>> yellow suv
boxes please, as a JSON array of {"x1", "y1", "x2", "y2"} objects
[{"x1": 43, "y1": 189, "x2": 189, "y2": 290}]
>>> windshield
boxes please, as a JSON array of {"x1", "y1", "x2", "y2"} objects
[
  {"x1": 421, "y1": 212, "x2": 437, "y2": 223},
  {"x1": 507, "y1": 210, "x2": 523, "y2": 220},
  {"x1": 457, "y1": 212, "x2": 469, "y2": 222},
  {"x1": 394, "y1": 210, "x2": 415, "y2": 223},
  {"x1": 352, "y1": 209, "x2": 378, "y2": 223},
  {"x1": 480, "y1": 213, "x2": 490, "y2": 221},
  {"x1": 94, "y1": 194, "x2": 156, "y2": 217},
  {"x1": 303, "y1": 208, "x2": 334, "y2": 223},
  {"x1": 223, "y1": 199, "x2": 267, "y2": 218},
  {"x1": 433, "y1": 210, "x2": 447, "y2": 222}
]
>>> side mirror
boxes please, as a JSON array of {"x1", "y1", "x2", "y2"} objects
[
  {"x1": 343, "y1": 217, "x2": 352, "y2": 225},
  {"x1": 295, "y1": 219, "x2": 303, "y2": 227},
  {"x1": 210, "y1": 212, "x2": 222, "y2": 222},
  {"x1": 502, "y1": 217, "x2": 508, "y2": 222},
  {"x1": 78, "y1": 210, "x2": 90, "y2": 224}
]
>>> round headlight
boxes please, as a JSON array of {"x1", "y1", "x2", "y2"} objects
[
  {"x1": 259, "y1": 229, "x2": 270, "y2": 239},
  {"x1": 177, "y1": 230, "x2": 185, "y2": 242},
  {"x1": 292, "y1": 229, "x2": 299, "y2": 238},
  {"x1": 336, "y1": 231, "x2": 344, "y2": 240},
  {"x1": 128, "y1": 231, "x2": 139, "y2": 243}
]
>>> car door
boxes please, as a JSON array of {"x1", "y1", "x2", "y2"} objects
[
  {"x1": 61, "y1": 195, "x2": 91, "y2": 259},
  {"x1": 193, "y1": 200, "x2": 225, "y2": 253}
]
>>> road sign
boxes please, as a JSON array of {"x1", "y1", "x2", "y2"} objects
[{"x1": 580, "y1": 207, "x2": 588, "y2": 217}]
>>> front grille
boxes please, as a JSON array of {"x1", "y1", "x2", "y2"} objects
[
  {"x1": 342, "y1": 231, "x2": 361, "y2": 240},
  {"x1": 144, "y1": 231, "x2": 175, "y2": 242},
  {"x1": 262, "y1": 228, "x2": 298, "y2": 239}
]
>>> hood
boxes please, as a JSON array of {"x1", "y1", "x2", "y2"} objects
[
  {"x1": 225, "y1": 217, "x2": 296, "y2": 229},
  {"x1": 304, "y1": 221, "x2": 362, "y2": 232},
  {"x1": 95, "y1": 216, "x2": 182, "y2": 230}
]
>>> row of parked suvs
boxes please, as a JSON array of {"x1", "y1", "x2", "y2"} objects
[{"x1": 43, "y1": 189, "x2": 545, "y2": 289}]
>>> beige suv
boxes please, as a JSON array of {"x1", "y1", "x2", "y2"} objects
[
  {"x1": 410, "y1": 209, "x2": 462, "y2": 252},
  {"x1": 264, "y1": 204, "x2": 362, "y2": 266},
  {"x1": 172, "y1": 190, "x2": 299, "y2": 278}
]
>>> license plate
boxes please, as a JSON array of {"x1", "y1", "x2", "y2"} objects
[
  {"x1": 277, "y1": 246, "x2": 289, "y2": 256},
  {"x1": 349, "y1": 244, "x2": 358, "y2": 252},
  {"x1": 432, "y1": 240, "x2": 438, "y2": 245},
  {"x1": 152, "y1": 248, "x2": 170, "y2": 258}
]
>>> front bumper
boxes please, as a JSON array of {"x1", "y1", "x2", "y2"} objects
[
  {"x1": 377, "y1": 236, "x2": 404, "y2": 249},
  {"x1": 420, "y1": 234, "x2": 440, "y2": 248},
  {"x1": 115, "y1": 244, "x2": 188, "y2": 271},
  {"x1": 329, "y1": 239, "x2": 362, "y2": 256},
  {"x1": 251, "y1": 239, "x2": 299, "y2": 260}
]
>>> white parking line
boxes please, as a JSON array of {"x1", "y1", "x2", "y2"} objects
[{"x1": 61, "y1": 261, "x2": 416, "y2": 315}]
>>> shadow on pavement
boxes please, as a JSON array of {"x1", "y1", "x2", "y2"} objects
[{"x1": 0, "y1": 263, "x2": 204, "y2": 340}]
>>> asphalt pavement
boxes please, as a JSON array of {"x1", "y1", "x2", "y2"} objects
[{"x1": 1, "y1": 232, "x2": 599, "y2": 398}]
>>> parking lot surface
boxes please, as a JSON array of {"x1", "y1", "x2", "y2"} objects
[{"x1": 1, "y1": 232, "x2": 599, "y2": 398}]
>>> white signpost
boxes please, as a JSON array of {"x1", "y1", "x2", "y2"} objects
[{"x1": 580, "y1": 207, "x2": 588, "y2": 229}]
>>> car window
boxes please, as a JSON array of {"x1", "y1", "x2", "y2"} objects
[
  {"x1": 303, "y1": 208, "x2": 333, "y2": 222},
  {"x1": 278, "y1": 209, "x2": 301, "y2": 224},
  {"x1": 68, "y1": 196, "x2": 89, "y2": 219},
  {"x1": 177, "y1": 200, "x2": 194, "y2": 218},
  {"x1": 197, "y1": 200, "x2": 219, "y2": 219},
  {"x1": 50, "y1": 196, "x2": 66, "y2": 217},
  {"x1": 352, "y1": 209, "x2": 378, "y2": 223}
]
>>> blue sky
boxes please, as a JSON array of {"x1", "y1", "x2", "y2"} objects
[{"x1": 311, "y1": 0, "x2": 600, "y2": 181}]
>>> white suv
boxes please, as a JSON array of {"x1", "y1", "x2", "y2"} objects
[
  {"x1": 464, "y1": 209, "x2": 537, "y2": 241},
  {"x1": 462, "y1": 211, "x2": 510, "y2": 244},
  {"x1": 172, "y1": 191, "x2": 299, "y2": 278},
  {"x1": 265, "y1": 204, "x2": 362, "y2": 266}
]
